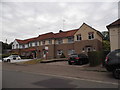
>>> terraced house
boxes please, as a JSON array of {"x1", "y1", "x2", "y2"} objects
[{"x1": 12, "y1": 23, "x2": 103, "y2": 59}]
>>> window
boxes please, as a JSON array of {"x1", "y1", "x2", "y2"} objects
[
  {"x1": 42, "y1": 41, "x2": 45, "y2": 45},
  {"x1": 12, "y1": 45, "x2": 14, "y2": 49},
  {"x1": 29, "y1": 43, "x2": 32, "y2": 47},
  {"x1": 68, "y1": 49, "x2": 75, "y2": 55},
  {"x1": 57, "y1": 50, "x2": 63, "y2": 55},
  {"x1": 56, "y1": 39, "x2": 63, "y2": 44},
  {"x1": 88, "y1": 32, "x2": 94, "y2": 40},
  {"x1": 22, "y1": 45, "x2": 25, "y2": 48},
  {"x1": 35, "y1": 42, "x2": 37, "y2": 46},
  {"x1": 68, "y1": 37, "x2": 74, "y2": 43},
  {"x1": 48, "y1": 39, "x2": 52, "y2": 44},
  {"x1": 77, "y1": 34, "x2": 82, "y2": 41},
  {"x1": 16, "y1": 44, "x2": 18, "y2": 49}
]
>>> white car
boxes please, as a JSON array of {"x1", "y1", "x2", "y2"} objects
[{"x1": 3, "y1": 55, "x2": 21, "y2": 62}]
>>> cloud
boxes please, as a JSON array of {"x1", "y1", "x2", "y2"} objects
[{"x1": 1, "y1": 2, "x2": 118, "y2": 43}]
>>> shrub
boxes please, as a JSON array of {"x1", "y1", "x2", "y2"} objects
[
  {"x1": 60, "y1": 53, "x2": 66, "y2": 58},
  {"x1": 88, "y1": 51, "x2": 104, "y2": 67}
]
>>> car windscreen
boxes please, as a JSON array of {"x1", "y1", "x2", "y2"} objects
[{"x1": 70, "y1": 55, "x2": 78, "y2": 58}]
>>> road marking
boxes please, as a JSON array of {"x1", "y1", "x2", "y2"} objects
[
  {"x1": 4, "y1": 69, "x2": 118, "y2": 86},
  {"x1": 24, "y1": 71, "x2": 118, "y2": 85}
]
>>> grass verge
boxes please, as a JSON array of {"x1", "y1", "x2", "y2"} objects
[{"x1": 18, "y1": 59, "x2": 42, "y2": 64}]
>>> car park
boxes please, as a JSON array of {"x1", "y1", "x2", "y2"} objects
[
  {"x1": 105, "y1": 49, "x2": 120, "y2": 79},
  {"x1": 3, "y1": 55, "x2": 21, "y2": 62},
  {"x1": 68, "y1": 54, "x2": 89, "y2": 65}
]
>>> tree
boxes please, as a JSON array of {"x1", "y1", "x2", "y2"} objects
[
  {"x1": 102, "y1": 40, "x2": 110, "y2": 51},
  {"x1": 101, "y1": 31, "x2": 109, "y2": 41}
]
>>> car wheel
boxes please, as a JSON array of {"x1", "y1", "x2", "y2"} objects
[
  {"x1": 113, "y1": 69, "x2": 120, "y2": 79},
  {"x1": 79, "y1": 61, "x2": 82, "y2": 65},
  {"x1": 7, "y1": 59, "x2": 11, "y2": 62}
]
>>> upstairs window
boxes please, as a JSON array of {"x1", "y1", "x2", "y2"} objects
[
  {"x1": 77, "y1": 34, "x2": 82, "y2": 41},
  {"x1": 48, "y1": 39, "x2": 52, "y2": 44},
  {"x1": 12, "y1": 45, "x2": 14, "y2": 49},
  {"x1": 68, "y1": 37, "x2": 74, "y2": 43},
  {"x1": 16, "y1": 44, "x2": 18, "y2": 49},
  {"x1": 35, "y1": 42, "x2": 37, "y2": 46},
  {"x1": 56, "y1": 39, "x2": 63, "y2": 44},
  {"x1": 42, "y1": 40, "x2": 45, "y2": 45},
  {"x1": 22, "y1": 45, "x2": 25, "y2": 48},
  {"x1": 88, "y1": 32, "x2": 94, "y2": 40},
  {"x1": 29, "y1": 43, "x2": 32, "y2": 47}
]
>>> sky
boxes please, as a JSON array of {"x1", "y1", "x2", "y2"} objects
[{"x1": 0, "y1": 0, "x2": 119, "y2": 44}]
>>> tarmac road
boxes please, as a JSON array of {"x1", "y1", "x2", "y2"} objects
[{"x1": 2, "y1": 70, "x2": 119, "y2": 88}]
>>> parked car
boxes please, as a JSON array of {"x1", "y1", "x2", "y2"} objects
[
  {"x1": 105, "y1": 49, "x2": 120, "y2": 79},
  {"x1": 68, "y1": 54, "x2": 89, "y2": 65},
  {"x1": 3, "y1": 55, "x2": 21, "y2": 62}
]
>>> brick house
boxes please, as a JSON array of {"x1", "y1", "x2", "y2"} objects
[
  {"x1": 107, "y1": 19, "x2": 120, "y2": 51},
  {"x1": 11, "y1": 23, "x2": 103, "y2": 59}
]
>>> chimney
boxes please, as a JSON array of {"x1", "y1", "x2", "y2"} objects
[{"x1": 59, "y1": 30, "x2": 63, "y2": 33}]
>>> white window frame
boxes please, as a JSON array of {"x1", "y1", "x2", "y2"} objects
[
  {"x1": 77, "y1": 34, "x2": 82, "y2": 41},
  {"x1": 88, "y1": 32, "x2": 94, "y2": 40}
]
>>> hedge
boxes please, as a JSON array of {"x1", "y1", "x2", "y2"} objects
[
  {"x1": 88, "y1": 51, "x2": 103, "y2": 67},
  {"x1": 88, "y1": 51, "x2": 110, "y2": 67}
]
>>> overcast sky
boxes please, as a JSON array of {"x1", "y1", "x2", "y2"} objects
[{"x1": 0, "y1": 0, "x2": 119, "y2": 43}]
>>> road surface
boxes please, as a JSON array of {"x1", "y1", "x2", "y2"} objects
[{"x1": 3, "y1": 69, "x2": 119, "y2": 88}]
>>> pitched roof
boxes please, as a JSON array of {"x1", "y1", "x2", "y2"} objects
[
  {"x1": 107, "y1": 19, "x2": 120, "y2": 29},
  {"x1": 54, "y1": 29, "x2": 78, "y2": 38},
  {"x1": 15, "y1": 29, "x2": 78, "y2": 44},
  {"x1": 37, "y1": 32, "x2": 54, "y2": 40},
  {"x1": 16, "y1": 37, "x2": 37, "y2": 44},
  {"x1": 15, "y1": 23, "x2": 102, "y2": 44}
]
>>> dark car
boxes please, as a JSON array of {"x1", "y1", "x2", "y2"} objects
[
  {"x1": 68, "y1": 54, "x2": 89, "y2": 65},
  {"x1": 105, "y1": 49, "x2": 120, "y2": 79}
]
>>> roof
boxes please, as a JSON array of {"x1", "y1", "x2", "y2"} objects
[
  {"x1": 16, "y1": 37, "x2": 37, "y2": 44},
  {"x1": 80, "y1": 23, "x2": 104, "y2": 38},
  {"x1": 37, "y1": 32, "x2": 54, "y2": 40},
  {"x1": 15, "y1": 23, "x2": 103, "y2": 44},
  {"x1": 107, "y1": 19, "x2": 120, "y2": 29},
  {"x1": 15, "y1": 29, "x2": 79, "y2": 44},
  {"x1": 54, "y1": 29, "x2": 78, "y2": 38}
]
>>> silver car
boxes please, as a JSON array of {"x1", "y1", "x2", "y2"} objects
[{"x1": 3, "y1": 55, "x2": 21, "y2": 62}]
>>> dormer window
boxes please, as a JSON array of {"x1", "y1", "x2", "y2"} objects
[
  {"x1": 88, "y1": 32, "x2": 94, "y2": 40},
  {"x1": 77, "y1": 34, "x2": 82, "y2": 41}
]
